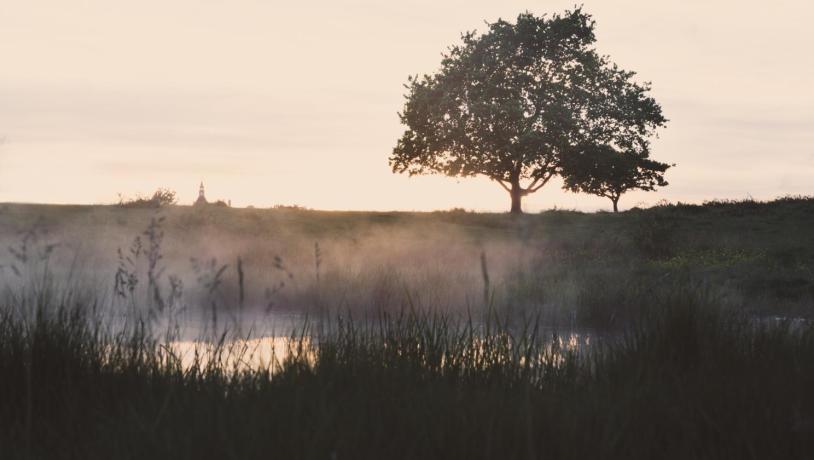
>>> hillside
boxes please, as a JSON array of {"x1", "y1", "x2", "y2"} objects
[{"x1": 0, "y1": 196, "x2": 812, "y2": 324}]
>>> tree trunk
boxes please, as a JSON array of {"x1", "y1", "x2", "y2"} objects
[
  {"x1": 611, "y1": 197, "x2": 619, "y2": 213},
  {"x1": 510, "y1": 182, "x2": 523, "y2": 214}
]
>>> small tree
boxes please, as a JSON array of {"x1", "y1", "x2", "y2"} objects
[
  {"x1": 390, "y1": 9, "x2": 666, "y2": 213},
  {"x1": 150, "y1": 188, "x2": 178, "y2": 207},
  {"x1": 562, "y1": 146, "x2": 671, "y2": 212},
  {"x1": 118, "y1": 188, "x2": 178, "y2": 208}
]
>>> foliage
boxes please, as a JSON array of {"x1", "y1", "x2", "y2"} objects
[
  {"x1": 2, "y1": 196, "x2": 814, "y2": 457},
  {"x1": 118, "y1": 188, "x2": 178, "y2": 208},
  {"x1": 271, "y1": 204, "x2": 309, "y2": 210},
  {"x1": 631, "y1": 209, "x2": 677, "y2": 260},
  {"x1": 391, "y1": 9, "x2": 666, "y2": 213},
  {"x1": 561, "y1": 147, "x2": 671, "y2": 212},
  {"x1": 2, "y1": 296, "x2": 814, "y2": 459},
  {"x1": 3, "y1": 195, "x2": 814, "y2": 321}
]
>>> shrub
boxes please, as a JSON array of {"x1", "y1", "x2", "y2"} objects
[
  {"x1": 118, "y1": 188, "x2": 178, "y2": 208},
  {"x1": 632, "y1": 210, "x2": 676, "y2": 259}
]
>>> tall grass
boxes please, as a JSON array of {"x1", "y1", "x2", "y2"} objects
[
  {"x1": 2, "y1": 196, "x2": 814, "y2": 322},
  {"x1": 1, "y1": 287, "x2": 813, "y2": 459},
  {"x1": 2, "y1": 198, "x2": 814, "y2": 458}
]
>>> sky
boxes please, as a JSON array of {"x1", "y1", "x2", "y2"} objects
[{"x1": 0, "y1": 0, "x2": 812, "y2": 212}]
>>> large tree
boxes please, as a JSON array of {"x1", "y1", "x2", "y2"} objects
[
  {"x1": 561, "y1": 146, "x2": 671, "y2": 212},
  {"x1": 390, "y1": 9, "x2": 667, "y2": 213}
]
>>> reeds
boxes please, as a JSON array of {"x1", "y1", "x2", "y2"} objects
[
  {"x1": 1, "y1": 198, "x2": 814, "y2": 458},
  {"x1": 1, "y1": 285, "x2": 813, "y2": 459}
]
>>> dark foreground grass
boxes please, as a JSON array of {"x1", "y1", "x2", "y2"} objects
[{"x1": 2, "y1": 296, "x2": 814, "y2": 460}]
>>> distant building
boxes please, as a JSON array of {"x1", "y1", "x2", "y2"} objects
[{"x1": 194, "y1": 182, "x2": 208, "y2": 206}]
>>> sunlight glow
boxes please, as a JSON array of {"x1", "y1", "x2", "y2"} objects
[{"x1": 0, "y1": 0, "x2": 811, "y2": 211}]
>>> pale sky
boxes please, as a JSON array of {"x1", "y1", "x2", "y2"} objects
[{"x1": 0, "y1": 0, "x2": 812, "y2": 211}]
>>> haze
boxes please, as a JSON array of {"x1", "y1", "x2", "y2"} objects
[{"x1": 1, "y1": 0, "x2": 812, "y2": 211}]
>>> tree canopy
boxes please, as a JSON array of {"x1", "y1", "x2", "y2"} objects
[
  {"x1": 561, "y1": 147, "x2": 671, "y2": 212},
  {"x1": 390, "y1": 9, "x2": 668, "y2": 213}
]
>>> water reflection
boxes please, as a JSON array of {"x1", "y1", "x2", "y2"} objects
[
  {"x1": 166, "y1": 330, "x2": 591, "y2": 373},
  {"x1": 168, "y1": 336, "x2": 316, "y2": 372}
]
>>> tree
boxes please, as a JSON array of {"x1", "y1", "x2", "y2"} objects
[
  {"x1": 390, "y1": 9, "x2": 667, "y2": 213},
  {"x1": 118, "y1": 188, "x2": 178, "y2": 208},
  {"x1": 561, "y1": 146, "x2": 671, "y2": 212}
]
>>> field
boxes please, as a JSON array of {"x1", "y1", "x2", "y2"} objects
[
  {"x1": 1, "y1": 197, "x2": 814, "y2": 458},
  {"x1": 1, "y1": 197, "x2": 813, "y2": 323}
]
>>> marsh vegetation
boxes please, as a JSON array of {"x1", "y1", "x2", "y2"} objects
[{"x1": 0, "y1": 197, "x2": 813, "y2": 458}]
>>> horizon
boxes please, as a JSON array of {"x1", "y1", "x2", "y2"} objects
[
  {"x1": 1, "y1": 0, "x2": 812, "y2": 212},
  {"x1": 1, "y1": 189, "x2": 807, "y2": 213}
]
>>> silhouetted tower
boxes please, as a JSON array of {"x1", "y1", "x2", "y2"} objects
[{"x1": 195, "y1": 182, "x2": 208, "y2": 206}]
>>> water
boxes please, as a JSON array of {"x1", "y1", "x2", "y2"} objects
[
  {"x1": 169, "y1": 336, "x2": 316, "y2": 372},
  {"x1": 161, "y1": 313, "x2": 594, "y2": 373}
]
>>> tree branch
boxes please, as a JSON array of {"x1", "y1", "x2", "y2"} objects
[
  {"x1": 494, "y1": 179, "x2": 512, "y2": 193},
  {"x1": 525, "y1": 177, "x2": 542, "y2": 191},
  {"x1": 525, "y1": 174, "x2": 552, "y2": 194},
  {"x1": 522, "y1": 94, "x2": 547, "y2": 135}
]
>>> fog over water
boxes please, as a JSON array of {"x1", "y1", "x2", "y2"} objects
[{"x1": 0, "y1": 206, "x2": 543, "y2": 319}]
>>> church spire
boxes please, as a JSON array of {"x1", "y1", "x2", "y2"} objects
[{"x1": 195, "y1": 181, "x2": 208, "y2": 206}]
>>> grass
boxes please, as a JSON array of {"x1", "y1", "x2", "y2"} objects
[
  {"x1": 1, "y1": 196, "x2": 813, "y2": 324},
  {"x1": 1, "y1": 196, "x2": 814, "y2": 458},
  {"x1": 1, "y1": 198, "x2": 811, "y2": 327},
  {"x1": 1, "y1": 290, "x2": 814, "y2": 459}
]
